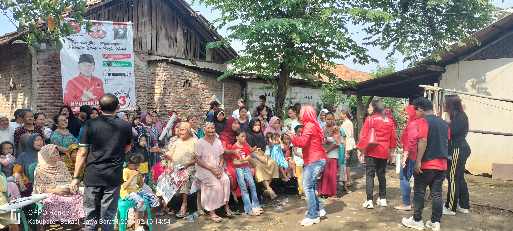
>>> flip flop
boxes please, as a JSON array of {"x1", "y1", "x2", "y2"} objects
[
  {"x1": 210, "y1": 215, "x2": 223, "y2": 223},
  {"x1": 175, "y1": 212, "x2": 187, "y2": 218}
]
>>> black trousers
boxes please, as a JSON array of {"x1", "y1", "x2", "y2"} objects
[
  {"x1": 365, "y1": 156, "x2": 387, "y2": 201},
  {"x1": 446, "y1": 145, "x2": 471, "y2": 211},
  {"x1": 413, "y1": 170, "x2": 445, "y2": 223}
]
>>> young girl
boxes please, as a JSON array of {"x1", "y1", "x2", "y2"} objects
[
  {"x1": 281, "y1": 134, "x2": 294, "y2": 181},
  {"x1": 0, "y1": 141, "x2": 15, "y2": 177},
  {"x1": 232, "y1": 132, "x2": 263, "y2": 216},
  {"x1": 131, "y1": 134, "x2": 151, "y2": 183},
  {"x1": 121, "y1": 154, "x2": 160, "y2": 231},
  {"x1": 266, "y1": 133, "x2": 289, "y2": 181},
  {"x1": 293, "y1": 125, "x2": 304, "y2": 197}
]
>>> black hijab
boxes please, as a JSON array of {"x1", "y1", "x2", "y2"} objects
[
  {"x1": 214, "y1": 111, "x2": 227, "y2": 134},
  {"x1": 246, "y1": 119, "x2": 266, "y2": 150}
]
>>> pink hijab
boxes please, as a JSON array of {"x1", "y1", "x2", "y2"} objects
[
  {"x1": 299, "y1": 105, "x2": 324, "y2": 140},
  {"x1": 264, "y1": 116, "x2": 282, "y2": 136}
]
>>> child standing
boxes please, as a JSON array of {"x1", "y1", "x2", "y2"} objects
[
  {"x1": 121, "y1": 155, "x2": 160, "y2": 231},
  {"x1": 0, "y1": 141, "x2": 15, "y2": 177},
  {"x1": 266, "y1": 133, "x2": 289, "y2": 181},
  {"x1": 233, "y1": 132, "x2": 263, "y2": 216},
  {"x1": 293, "y1": 125, "x2": 304, "y2": 197},
  {"x1": 131, "y1": 134, "x2": 151, "y2": 184},
  {"x1": 281, "y1": 134, "x2": 295, "y2": 182}
]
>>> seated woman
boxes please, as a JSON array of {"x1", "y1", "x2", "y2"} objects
[
  {"x1": 246, "y1": 119, "x2": 279, "y2": 199},
  {"x1": 32, "y1": 144, "x2": 84, "y2": 228},
  {"x1": 195, "y1": 122, "x2": 232, "y2": 222},
  {"x1": 158, "y1": 122, "x2": 197, "y2": 218}
]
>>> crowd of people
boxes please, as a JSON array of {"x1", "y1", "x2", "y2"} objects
[{"x1": 0, "y1": 93, "x2": 471, "y2": 231}]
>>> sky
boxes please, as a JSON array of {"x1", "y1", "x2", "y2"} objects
[{"x1": 1, "y1": 0, "x2": 513, "y2": 73}]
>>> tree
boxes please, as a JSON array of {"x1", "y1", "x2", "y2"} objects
[
  {"x1": 0, "y1": 0, "x2": 87, "y2": 45},
  {"x1": 198, "y1": 0, "x2": 493, "y2": 118}
]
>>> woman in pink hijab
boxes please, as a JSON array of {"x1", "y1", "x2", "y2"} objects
[
  {"x1": 264, "y1": 116, "x2": 282, "y2": 136},
  {"x1": 287, "y1": 105, "x2": 327, "y2": 226}
]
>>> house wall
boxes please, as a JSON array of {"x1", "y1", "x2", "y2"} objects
[
  {"x1": 0, "y1": 44, "x2": 32, "y2": 118},
  {"x1": 0, "y1": 46, "x2": 241, "y2": 122},
  {"x1": 440, "y1": 58, "x2": 513, "y2": 174},
  {"x1": 86, "y1": 0, "x2": 232, "y2": 63},
  {"x1": 148, "y1": 61, "x2": 241, "y2": 120},
  {"x1": 245, "y1": 82, "x2": 324, "y2": 115}
]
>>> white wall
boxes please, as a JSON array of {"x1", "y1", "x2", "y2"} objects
[
  {"x1": 245, "y1": 82, "x2": 324, "y2": 114},
  {"x1": 440, "y1": 58, "x2": 513, "y2": 174}
]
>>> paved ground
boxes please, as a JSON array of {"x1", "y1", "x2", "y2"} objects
[{"x1": 152, "y1": 165, "x2": 513, "y2": 231}]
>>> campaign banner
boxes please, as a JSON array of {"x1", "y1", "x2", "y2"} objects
[{"x1": 60, "y1": 20, "x2": 136, "y2": 110}]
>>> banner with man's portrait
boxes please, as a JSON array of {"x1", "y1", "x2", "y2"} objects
[{"x1": 60, "y1": 20, "x2": 136, "y2": 110}]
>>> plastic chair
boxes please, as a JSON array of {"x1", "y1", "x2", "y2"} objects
[{"x1": 117, "y1": 198, "x2": 153, "y2": 231}]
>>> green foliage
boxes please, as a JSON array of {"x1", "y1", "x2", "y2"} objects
[
  {"x1": 353, "y1": 0, "x2": 495, "y2": 63},
  {"x1": 1, "y1": 0, "x2": 87, "y2": 45}
]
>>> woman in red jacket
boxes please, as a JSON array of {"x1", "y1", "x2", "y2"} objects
[
  {"x1": 288, "y1": 105, "x2": 327, "y2": 227},
  {"x1": 357, "y1": 98, "x2": 397, "y2": 209}
]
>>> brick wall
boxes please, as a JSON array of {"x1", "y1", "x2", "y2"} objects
[
  {"x1": 0, "y1": 44, "x2": 32, "y2": 118},
  {"x1": 148, "y1": 60, "x2": 242, "y2": 121},
  {"x1": 31, "y1": 48, "x2": 63, "y2": 117},
  {"x1": 0, "y1": 47, "x2": 242, "y2": 121}
]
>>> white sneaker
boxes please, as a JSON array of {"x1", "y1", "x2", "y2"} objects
[
  {"x1": 401, "y1": 216, "x2": 425, "y2": 230},
  {"x1": 457, "y1": 205, "x2": 470, "y2": 214},
  {"x1": 319, "y1": 209, "x2": 327, "y2": 218},
  {"x1": 300, "y1": 217, "x2": 320, "y2": 226},
  {"x1": 376, "y1": 198, "x2": 388, "y2": 207},
  {"x1": 362, "y1": 200, "x2": 374, "y2": 209},
  {"x1": 443, "y1": 206, "x2": 456, "y2": 216},
  {"x1": 426, "y1": 221, "x2": 441, "y2": 231}
]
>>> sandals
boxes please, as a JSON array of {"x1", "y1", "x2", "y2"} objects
[
  {"x1": 210, "y1": 215, "x2": 223, "y2": 223},
  {"x1": 264, "y1": 189, "x2": 278, "y2": 200},
  {"x1": 175, "y1": 211, "x2": 187, "y2": 219}
]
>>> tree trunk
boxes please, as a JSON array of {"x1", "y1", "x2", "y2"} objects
[
  {"x1": 275, "y1": 62, "x2": 290, "y2": 119},
  {"x1": 355, "y1": 95, "x2": 365, "y2": 140},
  {"x1": 356, "y1": 95, "x2": 374, "y2": 140}
]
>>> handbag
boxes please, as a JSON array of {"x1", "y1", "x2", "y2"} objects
[{"x1": 366, "y1": 117, "x2": 378, "y2": 148}]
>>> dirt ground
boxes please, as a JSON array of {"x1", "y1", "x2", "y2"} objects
[{"x1": 154, "y1": 166, "x2": 513, "y2": 231}]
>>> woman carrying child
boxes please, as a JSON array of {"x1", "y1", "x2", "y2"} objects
[{"x1": 246, "y1": 119, "x2": 279, "y2": 200}]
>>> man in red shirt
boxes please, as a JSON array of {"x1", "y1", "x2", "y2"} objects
[
  {"x1": 63, "y1": 54, "x2": 105, "y2": 107},
  {"x1": 402, "y1": 97, "x2": 449, "y2": 231}
]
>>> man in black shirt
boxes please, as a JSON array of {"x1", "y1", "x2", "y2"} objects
[{"x1": 70, "y1": 94, "x2": 132, "y2": 231}]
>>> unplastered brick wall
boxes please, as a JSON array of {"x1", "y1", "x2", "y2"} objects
[
  {"x1": 31, "y1": 48, "x2": 64, "y2": 117},
  {"x1": 0, "y1": 44, "x2": 32, "y2": 118},
  {"x1": 148, "y1": 61, "x2": 242, "y2": 122}
]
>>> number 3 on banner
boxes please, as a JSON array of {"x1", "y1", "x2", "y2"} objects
[{"x1": 119, "y1": 96, "x2": 127, "y2": 106}]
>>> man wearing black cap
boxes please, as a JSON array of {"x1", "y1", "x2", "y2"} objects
[{"x1": 63, "y1": 54, "x2": 105, "y2": 107}]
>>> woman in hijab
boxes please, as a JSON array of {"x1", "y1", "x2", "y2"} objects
[
  {"x1": 318, "y1": 109, "x2": 329, "y2": 129},
  {"x1": 287, "y1": 105, "x2": 327, "y2": 226},
  {"x1": 246, "y1": 119, "x2": 279, "y2": 199},
  {"x1": 214, "y1": 111, "x2": 227, "y2": 134},
  {"x1": 33, "y1": 144, "x2": 84, "y2": 229},
  {"x1": 264, "y1": 116, "x2": 282, "y2": 136},
  {"x1": 219, "y1": 117, "x2": 242, "y2": 201},
  {"x1": 15, "y1": 134, "x2": 44, "y2": 179}
]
